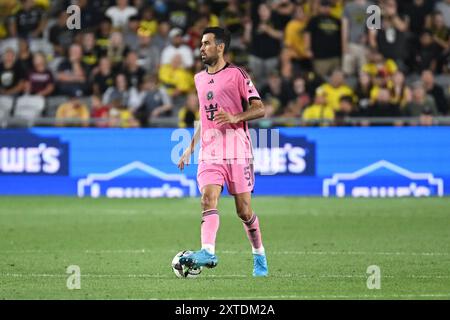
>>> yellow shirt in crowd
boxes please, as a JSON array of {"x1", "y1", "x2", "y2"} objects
[
  {"x1": 302, "y1": 104, "x2": 335, "y2": 125},
  {"x1": 284, "y1": 19, "x2": 309, "y2": 59},
  {"x1": 318, "y1": 83, "x2": 355, "y2": 111},
  {"x1": 56, "y1": 102, "x2": 90, "y2": 127},
  {"x1": 158, "y1": 64, "x2": 194, "y2": 95},
  {"x1": 362, "y1": 59, "x2": 398, "y2": 78}
]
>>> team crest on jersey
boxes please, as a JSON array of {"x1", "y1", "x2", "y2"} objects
[
  {"x1": 207, "y1": 91, "x2": 214, "y2": 100},
  {"x1": 204, "y1": 103, "x2": 218, "y2": 121}
]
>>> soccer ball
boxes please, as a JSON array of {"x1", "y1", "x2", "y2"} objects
[{"x1": 171, "y1": 250, "x2": 202, "y2": 278}]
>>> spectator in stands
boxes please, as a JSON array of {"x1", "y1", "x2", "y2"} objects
[
  {"x1": 108, "y1": 95, "x2": 139, "y2": 128},
  {"x1": 151, "y1": 21, "x2": 171, "y2": 55},
  {"x1": 435, "y1": 0, "x2": 450, "y2": 28},
  {"x1": 81, "y1": 31, "x2": 100, "y2": 75},
  {"x1": 186, "y1": 15, "x2": 210, "y2": 52},
  {"x1": 136, "y1": 33, "x2": 160, "y2": 75},
  {"x1": 75, "y1": 0, "x2": 101, "y2": 30},
  {"x1": 243, "y1": 2, "x2": 283, "y2": 88},
  {"x1": 411, "y1": 29, "x2": 440, "y2": 73},
  {"x1": 91, "y1": 94, "x2": 110, "y2": 128},
  {"x1": 56, "y1": 44, "x2": 88, "y2": 96},
  {"x1": 342, "y1": 0, "x2": 370, "y2": 76},
  {"x1": 55, "y1": 92, "x2": 90, "y2": 127},
  {"x1": 92, "y1": 56, "x2": 115, "y2": 96},
  {"x1": 421, "y1": 69, "x2": 449, "y2": 114},
  {"x1": 107, "y1": 32, "x2": 130, "y2": 73},
  {"x1": 334, "y1": 95, "x2": 360, "y2": 126},
  {"x1": 17, "y1": 39, "x2": 33, "y2": 71},
  {"x1": 133, "y1": 74, "x2": 173, "y2": 127},
  {"x1": 317, "y1": 69, "x2": 354, "y2": 111},
  {"x1": 160, "y1": 28, "x2": 194, "y2": 69},
  {"x1": 167, "y1": 0, "x2": 194, "y2": 31},
  {"x1": 178, "y1": 92, "x2": 199, "y2": 128},
  {"x1": 260, "y1": 70, "x2": 294, "y2": 116},
  {"x1": 404, "y1": 81, "x2": 438, "y2": 117},
  {"x1": 270, "y1": 0, "x2": 296, "y2": 29},
  {"x1": 281, "y1": 76, "x2": 311, "y2": 119},
  {"x1": 367, "y1": 87, "x2": 401, "y2": 120},
  {"x1": 7, "y1": 0, "x2": 47, "y2": 38},
  {"x1": 390, "y1": 71, "x2": 412, "y2": 110},
  {"x1": 103, "y1": 73, "x2": 132, "y2": 107},
  {"x1": 96, "y1": 17, "x2": 113, "y2": 57},
  {"x1": 122, "y1": 51, "x2": 145, "y2": 89},
  {"x1": 105, "y1": 0, "x2": 138, "y2": 30},
  {"x1": 368, "y1": 0, "x2": 409, "y2": 71},
  {"x1": 158, "y1": 54, "x2": 194, "y2": 103},
  {"x1": 302, "y1": 88, "x2": 335, "y2": 126},
  {"x1": 281, "y1": 5, "x2": 311, "y2": 79},
  {"x1": 25, "y1": 52, "x2": 54, "y2": 97},
  {"x1": 428, "y1": 11, "x2": 450, "y2": 73},
  {"x1": 362, "y1": 48, "x2": 398, "y2": 79},
  {"x1": 123, "y1": 15, "x2": 140, "y2": 52},
  {"x1": 198, "y1": 2, "x2": 220, "y2": 27},
  {"x1": 0, "y1": 48, "x2": 24, "y2": 96},
  {"x1": 138, "y1": 6, "x2": 158, "y2": 37},
  {"x1": 354, "y1": 71, "x2": 373, "y2": 113},
  {"x1": 304, "y1": 0, "x2": 343, "y2": 78},
  {"x1": 219, "y1": 0, "x2": 245, "y2": 40},
  {"x1": 400, "y1": 0, "x2": 434, "y2": 36},
  {"x1": 49, "y1": 10, "x2": 73, "y2": 57}
]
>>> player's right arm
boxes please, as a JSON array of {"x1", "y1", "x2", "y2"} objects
[{"x1": 177, "y1": 120, "x2": 201, "y2": 171}]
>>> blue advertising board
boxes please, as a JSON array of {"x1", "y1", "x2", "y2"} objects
[{"x1": 0, "y1": 127, "x2": 448, "y2": 197}]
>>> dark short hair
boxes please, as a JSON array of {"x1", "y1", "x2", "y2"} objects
[{"x1": 202, "y1": 27, "x2": 231, "y2": 53}]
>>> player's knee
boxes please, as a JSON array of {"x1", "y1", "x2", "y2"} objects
[
  {"x1": 236, "y1": 202, "x2": 252, "y2": 221},
  {"x1": 201, "y1": 193, "x2": 217, "y2": 211}
]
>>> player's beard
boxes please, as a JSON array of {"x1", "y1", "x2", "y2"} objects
[{"x1": 201, "y1": 53, "x2": 219, "y2": 66}]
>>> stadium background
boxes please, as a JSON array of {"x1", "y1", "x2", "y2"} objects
[
  {"x1": 1, "y1": 0, "x2": 450, "y2": 301},
  {"x1": 0, "y1": 0, "x2": 449, "y2": 197}
]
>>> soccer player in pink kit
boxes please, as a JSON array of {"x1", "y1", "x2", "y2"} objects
[{"x1": 177, "y1": 27, "x2": 268, "y2": 277}]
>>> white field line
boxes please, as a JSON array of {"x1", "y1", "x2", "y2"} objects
[
  {"x1": 1, "y1": 273, "x2": 449, "y2": 279},
  {"x1": 205, "y1": 293, "x2": 450, "y2": 299},
  {"x1": 1, "y1": 249, "x2": 449, "y2": 256}
]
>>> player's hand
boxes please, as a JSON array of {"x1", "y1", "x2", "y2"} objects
[
  {"x1": 177, "y1": 149, "x2": 192, "y2": 171},
  {"x1": 214, "y1": 110, "x2": 238, "y2": 126}
]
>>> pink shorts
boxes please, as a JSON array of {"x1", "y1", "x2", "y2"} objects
[{"x1": 197, "y1": 159, "x2": 255, "y2": 195}]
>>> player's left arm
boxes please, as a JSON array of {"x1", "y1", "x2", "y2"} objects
[{"x1": 214, "y1": 98, "x2": 265, "y2": 125}]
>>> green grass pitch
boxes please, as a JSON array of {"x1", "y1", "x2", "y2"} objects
[{"x1": 0, "y1": 196, "x2": 449, "y2": 300}]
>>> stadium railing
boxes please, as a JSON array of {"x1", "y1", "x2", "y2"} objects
[{"x1": 2, "y1": 116, "x2": 450, "y2": 128}]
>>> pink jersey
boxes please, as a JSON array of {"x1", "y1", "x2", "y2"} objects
[{"x1": 195, "y1": 63, "x2": 261, "y2": 162}]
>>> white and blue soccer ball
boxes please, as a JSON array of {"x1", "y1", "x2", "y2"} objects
[{"x1": 171, "y1": 250, "x2": 202, "y2": 278}]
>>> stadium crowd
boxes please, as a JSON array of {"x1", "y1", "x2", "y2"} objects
[{"x1": 1, "y1": 0, "x2": 450, "y2": 128}]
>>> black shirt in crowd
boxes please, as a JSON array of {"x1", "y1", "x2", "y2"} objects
[
  {"x1": 0, "y1": 62, "x2": 24, "y2": 91},
  {"x1": 305, "y1": 14, "x2": 342, "y2": 59}
]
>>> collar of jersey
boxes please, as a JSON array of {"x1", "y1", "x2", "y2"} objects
[{"x1": 206, "y1": 62, "x2": 230, "y2": 75}]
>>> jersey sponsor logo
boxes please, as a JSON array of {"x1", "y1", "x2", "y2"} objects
[
  {"x1": 204, "y1": 103, "x2": 218, "y2": 121},
  {"x1": 323, "y1": 160, "x2": 444, "y2": 198},
  {"x1": 77, "y1": 161, "x2": 197, "y2": 198},
  {"x1": 0, "y1": 131, "x2": 69, "y2": 175}
]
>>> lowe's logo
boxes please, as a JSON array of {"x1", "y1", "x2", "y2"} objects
[
  {"x1": 323, "y1": 160, "x2": 444, "y2": 198},
  {"x1": 252, "y1": 131, "x2": 316, "y2": 176},
  {"x1": 0, "y1": 131, "x2": 69, "y2": 175},
  {"x1": 77, "y1": 161, "x2": 196, "y2": 198}
]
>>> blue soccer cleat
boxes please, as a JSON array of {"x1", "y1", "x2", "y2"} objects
[
  {"x1": 253, "y1": 253, "x2": 269, "y2": 277},
  {"x1": 179, "y1": 249, "x2": 218, "y2": 269}
]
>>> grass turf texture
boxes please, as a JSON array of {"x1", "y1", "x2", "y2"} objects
[{"x1": 0, "y1": 197, "x2": 449, "y2": 300}]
